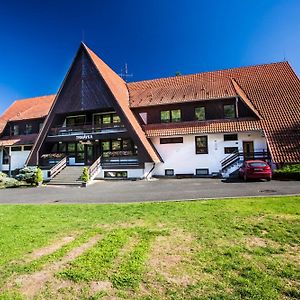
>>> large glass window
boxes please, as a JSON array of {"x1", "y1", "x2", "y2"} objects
[
  {"x1": 67, "y1": 143, "x2": 76, "y2": 154},
  {"x1": 195, "y1": 107, "x2": 205, "y2": 121},
  {"x1": 102, "y1": 141, "x2": 110, "y2": 151},
  {"x1": 112, "y1": 114, "x2": 121, "y2": 123},
  {"x1": 66, "y1": 115, "x2": 86, "y2": 127},
  {"x1": 224, "y1": 104, "x2": 235, "y2": 119},
  {"x1": 195, "y1": 136, "x2": 208, "y2": 154}
]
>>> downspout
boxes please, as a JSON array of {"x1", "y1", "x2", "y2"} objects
[{"x1": 144, "y1": 162, "x2": 155, "y2": 180}]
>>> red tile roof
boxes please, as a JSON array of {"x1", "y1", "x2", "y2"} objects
[
  {"x1": 0, "y1": 95, "x2": 55, "y2": 135},
  {"x1": 128, "y1": 62, "x2": 300, "y2": 163},
  {"x1": 144, "y1": 118, "x2": 263, "y2": 137},
  {"x1": 0, "y1": 134, "x2": 38, "y2": 146}
]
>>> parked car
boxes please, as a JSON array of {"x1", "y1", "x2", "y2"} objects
[{"x1": 239, "y1": 160, "x2": 272, "y2": 181}]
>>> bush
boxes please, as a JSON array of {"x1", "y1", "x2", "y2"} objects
[
  {"x1": 35, "y1": 168, "x2": 43, "y2": 185},
  {"x1": 274, "y1": 164, "x2": 300, "y2": 180},
  {"x1": 16, "y1": 166, "x2": 38, "y2": 185},
  {"x1": 81, "y1": 167, "x2": 89, "y2": 183},
  {"x1": 0, "y1": 172, "x2": 22, "y2": 188}
]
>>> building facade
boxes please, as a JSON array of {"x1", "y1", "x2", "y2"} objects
[{"x1": 0, "y1": 43, "x2": 299, "y2": 182}]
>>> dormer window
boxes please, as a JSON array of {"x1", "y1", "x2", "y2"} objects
[
  {"x1": 195, "y1": 107, "x2": 205, "y2": 121},
  {"x1": 25, "y1": 124, "x2": 33, "y2": 135},
  {"x1": 160, "y1": 109, "x2": 181, "y2": 123},
  {"x1": 11, "y1": 125, "x2": 19, "y2": 136},
  {"x1": 223, "y1": 104, "x2": 236, "y2": 119}
]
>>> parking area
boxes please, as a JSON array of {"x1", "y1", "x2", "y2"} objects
[{"x1": 0, "y1": 178, "x2": 299, "y2": 204}]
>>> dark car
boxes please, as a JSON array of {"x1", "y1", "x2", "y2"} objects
[{"x1": 239, "y1": 160, "x2": 272, "y2": 181}]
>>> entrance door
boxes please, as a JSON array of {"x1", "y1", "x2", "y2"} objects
[
  {"x1": 85, "y1": 144, "x2": 94, "y2": 165},
  {"x1": 243, "y1": 141, "x2": 254, "y2": 160}
]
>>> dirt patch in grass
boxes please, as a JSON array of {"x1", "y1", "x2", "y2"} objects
[
  {"x1": 28, "y1": 235, "x2": 76, "y2": 261},
  {"x1": 9, "y1": 234, "x2": 101, "y2": 299},
  {"x1": 146, "y1": 228, "x2": 197, "y2": 288}
]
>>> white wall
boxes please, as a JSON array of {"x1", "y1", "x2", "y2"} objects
[
  {"x1": 151, "y1": 131, "x2": 267, "y2": 176},
  {"x1": 0, "y1": 147, "x2": 31, "y2": 171}
]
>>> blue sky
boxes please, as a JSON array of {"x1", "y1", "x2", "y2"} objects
[{"x1": 0, "y1": 0, "x2": 300, "y2": 114}]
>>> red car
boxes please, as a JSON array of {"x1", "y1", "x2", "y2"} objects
[{"x1": 239, "y1": 160, "x2": 272, "y2": 181}]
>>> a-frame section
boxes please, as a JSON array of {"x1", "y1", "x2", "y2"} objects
[{"x1": 27, "y1": 43, "x2": 161, "y2": 165}]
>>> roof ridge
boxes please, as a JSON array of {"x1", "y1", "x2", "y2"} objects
[{"x1": 127, "y1": 61, "x2": 289, "y2": 87}]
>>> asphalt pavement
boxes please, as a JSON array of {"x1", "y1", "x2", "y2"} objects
[{"x1": 0, "y1": 178, "x2": 299, "y2": 204}]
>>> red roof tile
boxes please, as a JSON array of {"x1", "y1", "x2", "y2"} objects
[
  {"x1": 128, "y1": 62, "x2": 300, "y2": 163},
  {"x1": 0, "y1": 134, "x2": 38, "y2": 146},
  {"x1": 0, "y1": 95, "x2": 55, "y2": 135},
  {"x1": 144, "y1": 118, "x2": 262, "y2": 137}
]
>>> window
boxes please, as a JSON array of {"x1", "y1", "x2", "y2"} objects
[
  {"x1": 66, "y1": 115, "x2": 86, "y2": 127},
  {"x1": 122, "y1": 139, "x2": 132, "y2": 151},
  {"x1": 224, "y1": 147, "x2": 238, "y2": 154},
  {"x1": 195, "y1": 136, "x2": 208, "y2": 154},
  {"x1": 104, "y1": 171, "x2": 128, "y2": 178},
  {"x1": 160, "y1": 110, "x2": 170, "y2": 123},
  {"x1": 67, "y1": 143, "x2": 76, "y2": 154},
  {"x1": 196, "y1": 169, "x2": 209, "y2": 176},
  {"x1": 160, "y1": 137, "x2": 183, "y2": 144},
  {"x1": 224, "y1": 134, "x2": 238, "y2": 141},
  {"x1": 24, "y1": 145, "x2": 33, "y2": 151},
  {"x1": 165, "y1": 169, "x2": 174, "y2": 176},
  {"x1": 25, "y1": 124, "x2": 33, "y2": 135},
  {"x1": 102, "y1": 114, "x2": 111, "y2": 124},
  {"x1": 102, "y1": 141, "x2": 110, "y2": 151},
  {"x1": 171, "y1": 109, "x2": 181, "y2": 122},
  {"x1": 195, "y1": 107, "x2": 205, "y2": 121},
  {"x1": 2, "y1": 147, "x2": 9, "y2": 164},
  {"x1": 224, "y1": 104, "x2": 235, "y2": 118},
  {"x1": 11, "y1": 125, "x2": 19, "y2": 136},
  {"x1": 11, "y1": 146, "x2": 22, "y2": 152},
  {"x1": 160, "y1": 109, "x2": 181, "y2": 123},
  {"x1": 58, "y1": 143, "x2": 66, "y2": 153},
  {"x1": 112, "y1": 114, "x2": 121, "y2": 123},
  {"x1": 112, "y1": 140, "x2": 122, "y2": 151}
]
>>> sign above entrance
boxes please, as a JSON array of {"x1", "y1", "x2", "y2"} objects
[{"x1": 76, "y1": 134, "x2": 94, "y2": 141}]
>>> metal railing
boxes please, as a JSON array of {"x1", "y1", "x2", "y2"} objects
[
  {"x1": 48, "y1": 156, "x2": 67, "y2": 178},
  {"x1": 88, "y1": 155, "x2": 102, "y2": 179},
  {"x1": 48, "y1": 122, "x2": 125, "y2": 136},
  {"x1": 221, "y1": 149, "x2": 270, "y2": 172}
]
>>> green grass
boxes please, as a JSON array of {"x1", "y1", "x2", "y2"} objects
[{"x1": 0, "y1": 196, "x2": 299, "y2": 299}]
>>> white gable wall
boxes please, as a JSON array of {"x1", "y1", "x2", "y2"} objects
[{"x1": 151, "y1": 131, "x2": 267, "y2": 176}]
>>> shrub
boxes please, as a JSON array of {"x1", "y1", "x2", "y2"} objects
[
  {"x1": 35, "y1": 168, "x2": 43, "y2": 185},
  {"x1": 81, "y1": 167, "x2": 89, "y2": 183},
  {"x1": 274, "y1": 164, "x2": 300, "y2": 180},
  {"x1": 16, "y1": 166, "x2": 38, "y2": 185},
  {"x1": 0, "y1": 172, "x2": 22, "y2": 188}
]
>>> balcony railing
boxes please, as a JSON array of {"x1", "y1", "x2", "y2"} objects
[{"x1": 48, "y1": 122, "x2": 126, "y2": 136}]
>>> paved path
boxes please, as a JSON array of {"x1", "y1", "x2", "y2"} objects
[{"x1": 0, "y1": 178, "x2": 299, "y2": 204}]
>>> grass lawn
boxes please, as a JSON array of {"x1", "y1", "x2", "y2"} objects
[{"x1": 0, "y1": 196, "x2": 299, "y2": 299}]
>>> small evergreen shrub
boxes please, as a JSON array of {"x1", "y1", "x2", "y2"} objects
[
  {"x1": 81, "y1": 167, "x2": 89, "y2": 183},
  {"x1": 16, "y1": 166, "x2": 38, "y2": 185}
]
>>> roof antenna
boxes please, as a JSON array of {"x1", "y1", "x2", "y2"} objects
[
  {"x1": 119, "y1": 63, "x2": 133, "y2": 82},
  {"x1": 283, "y1": 49, "x2": 287, "y2": 61}
]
